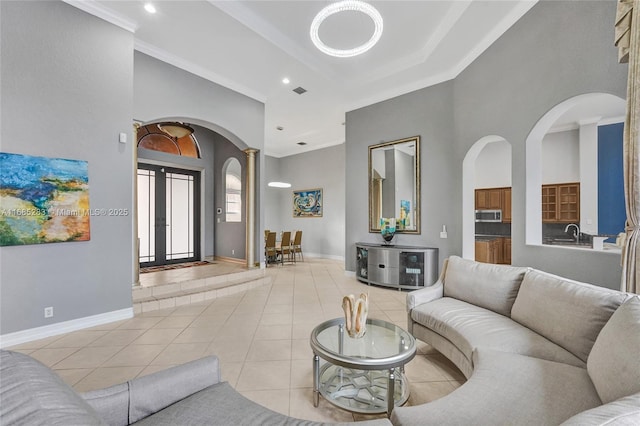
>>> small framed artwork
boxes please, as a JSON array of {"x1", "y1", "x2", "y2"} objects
[{"x1": 293, "y1": 188, "x2": 323, "y2": 217}]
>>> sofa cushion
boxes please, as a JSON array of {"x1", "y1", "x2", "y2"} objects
[
  {"x1": 133, "y1": 381, "x2": 390, "y2": 426},
  {"x1": 511, "y1": 269, "x2": 629, "y2": 362},
  {"x1": 560, "y1": 392, "x2": 640, "y2": 425},
  {"x1": 0, "y1": 350, "x2": 105, "y2": 426},
  {"x1": 411, "y1": 297, "x2": 584, "y2": 368},
  {"x1": 391, "y1": 348, "x2": 602, "y2": 426},
  {"x1": 443, "y1": 256, "x2": 528, "y2": 317},
  {"x1": 587, "y1": 296, "x2": 640, "y2": 404}
]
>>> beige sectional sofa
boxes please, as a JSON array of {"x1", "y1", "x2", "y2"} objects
[{"x1": 391, "y1": 256, "x2": 640, "y2": 426}]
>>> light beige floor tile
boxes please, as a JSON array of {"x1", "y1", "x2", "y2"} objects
[
  {"x1": 117, "y1": 316, "x2": 164, "y2": 329},
  {"x1": 151, "y1": 342, "x2": 209, "y2": 366},
  {"x1": 46, "y1": 330, "x2": 109, "y2": 348},
  {"x1": 220, "y1": 361, "x2": 243, "y2": 387},
  {"x1": 291, "y1": 339, "x2": 312, "y2": 360},
  {"x1": 102, "y1": 344, "x2": 166, "y2": 367},
  {"x1": 262, "y1": 304, "x2": 293, "y2": 314},
  {"x1": 246, "y1": 339, "x2": 292, "y2": 361},
  {"x1": 171, "y1": 304, "x2": 209, "y2": 316},
  {"x1": 7, "y1": 335, "x2": 64, "y2": 350},
  {"x1": 236, "y1": 360, "x2": 291, "y2": 391},
  {"x1": 254, "y1": 324, "x2": 292, "y2": 340},
  {"x1": 407, "y1": 381, "x2": 457, "y2": 406},
  {"x1": 152, "y1": 315, "x2": 197, "y2": 329},
  {"x1": 54, "y1": 368, "x2": 93, "y2": 387},
  {"x1": 173, "y1": 326, "x2": 220, "y2": 343},
  {"x1": 207, "y1": 337, "x2": 253, "y2": 363},
  {"x1": 239, "y1": 389, "x2": 290, "y2": 416},
  {"x1": 54, "y1": 346, "x2": 124, "y2": 369},
  {"x1": 132, "y1": 328, "x2": 182, "y2": 345},
  {"x1": 428, "y1": 353, "x2": 466, "y2": 381},
  {"x1": 136, "y1": 363, "x2": 177, "y2": 378},
  {"x1": 292, "y1": 322, "x2": 316, "y2": 340},
  {"x1": 289, "y1": 387, "x2": 355, "y2": 422},
  {"x1": 28, "y1": 347, "x2": 79, "y2": 367},
  {"x1": 404, "y1": 355, "x2": 451, "y2": 382},
  {"x1": 290, "y1": 359, "x2": 313, "y2": 388},
  {"x1": 73, "y1": 366, "x2": 144, "y2": 392},
  {"x1": 88, "y1": 329, "x2": 146, "y2": 347}
]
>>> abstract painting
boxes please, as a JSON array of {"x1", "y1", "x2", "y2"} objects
[
  {"x1": 293, "y1": 188, "x2": 323, "y2": 217},
  {"x1": 0, "y1": 152, "x2": 90, "y2": 246}
]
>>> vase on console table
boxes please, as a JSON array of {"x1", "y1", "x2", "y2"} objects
[{"x1": 380, "y1": 217, "x2": 396, "y2": 245}]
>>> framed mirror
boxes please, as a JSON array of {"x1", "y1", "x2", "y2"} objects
[{"x1": 369, "y1": 136, "x2": 420, "y2": 234}]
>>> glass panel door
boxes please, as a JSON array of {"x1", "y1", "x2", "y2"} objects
[{"x1": 138, "y1": 164, "x2": 200, "y2": 267}]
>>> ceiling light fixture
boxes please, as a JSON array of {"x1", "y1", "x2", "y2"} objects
[
  {"x1": 144, "y1": 3, "x2": 156, "y2": 14},
  {"x1": 282, "y1": 77, "x2": 290, "y2": 84},
  {"x1": 310, "y1": 0, "x2": 383, "y2": 58},
  {"x1": 268, "y1": 181, "x2": 292, "y2": 188}
]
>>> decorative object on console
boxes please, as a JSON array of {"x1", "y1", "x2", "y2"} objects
[
  {"x1": 380, "y1": 217, "x2": 396, "y2": 244},
  {"x1": 342, "y1": 293, "x2": 369, "y2": 338}
]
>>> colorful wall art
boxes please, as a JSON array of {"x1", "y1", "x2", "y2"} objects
[
  {"x1": 293, "y1": 188, "x2": 323, "y2": 217},
  {"x1": 0, "y1": 152, "x2": 90, "y2": 246}
]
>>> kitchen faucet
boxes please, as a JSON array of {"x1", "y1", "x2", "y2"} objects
[{"x1": 564, "y1": 223, "x2": 580, "y2": 243}]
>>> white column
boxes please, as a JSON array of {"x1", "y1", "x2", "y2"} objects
[{"x1": 578, "y1": 118, "x2": 601, "y2": 235}]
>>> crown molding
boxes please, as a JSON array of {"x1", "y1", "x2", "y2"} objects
[{"x1": 63, "y1": 0, "x2": 138, "y2": 33}]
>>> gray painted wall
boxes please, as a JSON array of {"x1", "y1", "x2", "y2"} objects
[
  {"x1": 346, "y1": 81, "x2": 456, "y2": 269},
  {"x1": 265, "y1": 144, "x2": 346, "y2": 259},
  {"x1": 0, "y1": 1, "x2": 135, "y2": 334},
  {"x1": 346, "y1": 0, "x2": 627, "y2": 289},
  {"x1": 133, "y1": 52, "x2": 266, "y2": 264}
]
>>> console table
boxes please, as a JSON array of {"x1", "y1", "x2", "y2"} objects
[{"x1": 355, "y1": 243, "x2": 438, "y2": 290}]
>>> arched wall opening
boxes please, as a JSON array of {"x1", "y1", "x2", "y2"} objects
[
  {"x1": 525, "y1": 93, "x2": 626, "y2": 247},
  {"x1": 462, "y1": 135, "x2": 511, "y2": 260}
]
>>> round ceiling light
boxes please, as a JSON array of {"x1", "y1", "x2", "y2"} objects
[{"x1": 310, "y1": 0, "x2": 383, "y2": 58}]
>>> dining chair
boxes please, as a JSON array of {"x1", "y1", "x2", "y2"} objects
[
  {"x1": 292, "y1": 230, "x2": 304, "y2": 262},
  {"x1": 277, "y1": 231, "x2": 294, "y2": 264},
  {"x1": 265, "y1": 232, "x2": 278, "y2": 267}
]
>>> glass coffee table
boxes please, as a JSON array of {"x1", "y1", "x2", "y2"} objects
[{"x1": 310, "y1": 317, "x2": 416, "y2": 417}]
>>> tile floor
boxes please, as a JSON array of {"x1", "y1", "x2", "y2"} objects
[{"x1": 8, "y1": 258, "x2": 464, "y2": 423}]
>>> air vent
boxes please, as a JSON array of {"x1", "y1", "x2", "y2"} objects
[
  {"x1": 297, "y1": 142, "x2": 307, "y2": 146},
  {"x1": 293, "y1": 86, "x2": 307, "y2": 95}
]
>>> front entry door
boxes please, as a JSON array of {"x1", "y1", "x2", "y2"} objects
[{"x1": 137, "y1": 164, "x2": 200, "y2": 267}]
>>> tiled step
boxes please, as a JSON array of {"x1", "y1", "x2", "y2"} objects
[{"x1": 132, "y1": 269, "x2": 270, "y2": 314}]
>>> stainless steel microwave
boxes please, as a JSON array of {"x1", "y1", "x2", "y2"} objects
[{"x1": 475, "y1": 210, "x2": 502, "y2": 222}]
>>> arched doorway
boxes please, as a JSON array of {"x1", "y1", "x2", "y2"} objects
[{"x1": 462, "y1": 136, "x2": 512, "y2": 261}]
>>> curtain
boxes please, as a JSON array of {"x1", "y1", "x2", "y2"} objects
[{"x1": 615, "y1": 0, "x2": 640, "y2": 294}]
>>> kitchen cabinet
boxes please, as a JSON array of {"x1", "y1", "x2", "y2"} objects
[
  {"x1": 475, "y1": 187, "x2": 511, "y2": 223},
  {"x1": 542, "y1": 182, "x2": 580, "y2": 223},
  {"x1": 502, "y1": 188, "x2": 512, "y2": 223},
  {"x1": 476, "y1": 237, "x2": 511, "y2": 265},
  {"x1": 475, "y1": 188, "x2": 503, "y2": 210}
]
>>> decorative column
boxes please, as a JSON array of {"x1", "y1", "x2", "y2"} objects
[
  {"x1": 133, "y1": 123, "x2": 140, "y2": 286},
  {"x1": 244, "y1": 149, "x2": 257, "y2": 268}
]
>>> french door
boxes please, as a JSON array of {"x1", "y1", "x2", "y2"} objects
[{"x1": 137, "y1": 164, "x2": 201, "y2": 267}]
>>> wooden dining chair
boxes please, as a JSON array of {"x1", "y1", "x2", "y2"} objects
[
  {"x1": 265, "y1": 232, "x2": 278, "y2": 267},
  {"x1": 292, "y1": 230, "x2": 304, "y2": 262},
  {"x1": 277, "y1": 231, "x2": 294, "y2": 264}
]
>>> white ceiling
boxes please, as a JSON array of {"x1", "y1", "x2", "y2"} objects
[{"x1": 68, "y1": 0, "x2": 546, "y2": 157}]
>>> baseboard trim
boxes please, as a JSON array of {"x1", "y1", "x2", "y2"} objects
[
  {"x1": 214, "y1": 255, "x2": 246, "y2": 265},
  {"x1": 305, "y1": 253, "x2": 345, "y2": 262},
  {"x1": 0, "y1": 308, "x2": 134, "y2": 349}
]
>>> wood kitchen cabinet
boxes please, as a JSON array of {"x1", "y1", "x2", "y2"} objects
[
  {"x1": 475, "y1": 188, "x2": 503, "y2": 210},
  {"x1": 476, "y1": 237, "x2": 511, "y2": 265},
  {"x1": 503, "y1": 238, "x2": 512, "y2": 265},
  {"x1": 542, "y1": 182, "x2": 580, "y2": 223},
  {"x1": 502, "y1": 188, "x2": 512, "y2": 223}
]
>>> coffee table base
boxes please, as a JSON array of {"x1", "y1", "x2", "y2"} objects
[{"x1": 315, "y1": 363, "x2": 410, "y2": 415}]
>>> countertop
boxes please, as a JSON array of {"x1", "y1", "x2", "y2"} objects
[{"x1": 475, "y1": 234, "x2": 511, "y2": 241}]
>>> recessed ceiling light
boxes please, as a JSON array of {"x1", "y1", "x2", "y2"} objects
[
  {"x1": 310, "y1": 0, "x2": 383, "y2": 58},
  {"x1": 277, "y1": 126, "x2": 284, "y2": 131},
  {"x1": 144, "y1": 3, "x2": 156, "y2": 14},
  {"x1": 297, "y1": 142, "x2": 307, "y2": 146},
  {"x1": 268, "y1": 181, "x2": 292, "y2": 188},
  {"x1": 282, "y1": 77, "x2": 290, "y2": 84}
]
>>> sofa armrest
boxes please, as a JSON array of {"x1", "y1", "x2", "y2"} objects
[
  {"x1": 406, "y1": 281, "x2": 444, "y2": 312},
  {"x1": 80, "y1": 355, "x2": 221, "y2": 426}
]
